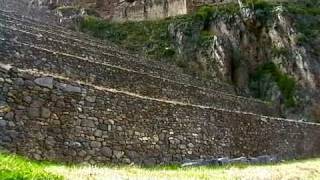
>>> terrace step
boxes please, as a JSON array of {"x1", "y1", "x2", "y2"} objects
[
  {"x1": 0, "y1": 39, "x2": 277, "y2": 116},
  {"x1": 0, "y1": 23, "x2": 234, "y2": 94},
  {"x1": 1, "y1": 64, "x2": 319, "y2": 164},
  {"x1": 0, "y1": 11, "x2": 235, "y2": 93}
]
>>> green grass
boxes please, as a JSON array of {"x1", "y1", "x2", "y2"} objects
[
  {"x1": 80, "y1": 15, "x2": 179, "y2": 61},
  {"x1": 0, "y1": 152, "x2": 62, "y2": 180},
  {"x1": 1, "y1": 152, "x2": 320, "y2": 180}
]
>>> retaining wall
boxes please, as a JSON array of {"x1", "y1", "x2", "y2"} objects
[
  {"x1": 0, "y1": 67, "x2": 319, "y2": 164},
  {"x1": 0, "y1": 39, "x2": 277, "y2": 116},
  {"x1": 0, "y1": 12, "x2": 235, "y2": 93}
]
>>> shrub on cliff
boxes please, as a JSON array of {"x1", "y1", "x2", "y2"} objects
[{"x1": 250, "y1": 62, "x2": 296, "y2": 107}]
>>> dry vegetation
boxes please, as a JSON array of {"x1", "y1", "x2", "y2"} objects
[{"x1": 1, "y1": 152, "x2": 320, "y2": 180}]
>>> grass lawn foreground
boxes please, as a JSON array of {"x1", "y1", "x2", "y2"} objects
[{"x1": 0, "y1": 152, "x2": 320, "y2": 180}]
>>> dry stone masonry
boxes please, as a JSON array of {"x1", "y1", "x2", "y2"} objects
[
  {"x1": 97, "y1": 0, "x2": 235, "y2": 21},
  {"x1": 84, "y1": 0, "x2": 289, "y2": 21},
  {"x1": 0, "y1": 9, "x2": 320, "y2": 164}
]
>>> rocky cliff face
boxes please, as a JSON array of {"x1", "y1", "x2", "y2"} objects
[
  {"x1": 168, "y1": 2, "x2": 320, "y2": 121},
  {"x1": 0, "y1": 0, "x2": 58, "y2": 23}
]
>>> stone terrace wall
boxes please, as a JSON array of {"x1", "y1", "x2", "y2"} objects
[
  {"x1": 0, "y1": 11, "x2": 280, "y2": 117},
  {"x1": 1, "y1": 67, "x2": 320, "y2": 164},
  {"x1": 0, "y1": 39, "x2": 277, "y2": 116},
  {"x1": 0, "y1": 11, "x2": 236, "y2": 94}
]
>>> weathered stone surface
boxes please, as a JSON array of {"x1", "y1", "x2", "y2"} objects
[
  {"x1": 27, "y1": 107, "x2": 40, "y2": 118},
  {"x1": 0, "y1": 119, "x2": 7, "y2": 127},
  {"x1": 143, "y1": 158, "x2": 157, "y2": 165},
  {"x1": 85, "y1": 96, "x2": 96, "y2": 103},
  {"x1": 78, "y1": 150, "x2": 87, "y2": 157},
  {"x1": 57, "y1": 83, "x2": 82, "y2": 93},
  {"x1": 187, "y1": 143, "x2": 194, "y2": 148},
  {"x1": 81, "y1": 119, "x2": 95, "y2": 128},
  {"x1": 94, "y1": 130, "x2": 102, "y2": 137},
  {"x1": 91, "y1": 141, "x2": 102, "y2": 148},
  {"x1": 101, "y1": 147, "x2": 112, "y2": 157},
  {"x1": 41, "y1": 108, "x2": 51, "y2": 118},
  {"x1": 113, "y1": 151, "x2": 124, "y2": 159},
  {"x1": 14, "y1": 78, "x2": 24, "y2": 86},
  {"x1": 23, "y1": 96, "x2": 32, "y2": 103},
  {"x1": 69, "y1": 141, "x2": 82, "y2": 148},
  {"x1": 4, "y1": 112, "x2": 14, "y2": 120},
  {"x1": 255, "y1": 155, "x2": 278, "y2": 164},
  {"x1": 34, "y1": 77, "x2": 54, "y2": 89},
  {"x1": 45, "y1": 136, "x2": 56, "y2": 146},
  {"x1": 182, "y1": 155, "x2": 279, "y2": 167}
]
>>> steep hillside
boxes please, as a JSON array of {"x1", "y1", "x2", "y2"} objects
[
  {"x1": 1, "y1": 0, "x2": 319, "y2": 122},
  {"x1": 78, "y1": 0, "x2": 320, "y2": 122}
]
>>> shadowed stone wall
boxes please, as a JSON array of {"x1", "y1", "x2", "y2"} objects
[{"x1": 1, "y1": 67, "x2": 320, "y2": 164}]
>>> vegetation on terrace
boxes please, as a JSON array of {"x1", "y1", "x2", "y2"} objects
[
  {"x1": 79, "y1": 2, "x2": 244, "y2": 63},
  {"x1": 77, "y1": 0, "x2": 320, "y2": 108},
  {"x1": 79, "y1": 0, "x2": 320, "y2": 68}
]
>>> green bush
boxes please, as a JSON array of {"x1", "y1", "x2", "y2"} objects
[
  {"x1": 244, "y1": 0, "x2": 273, "y2": 9},
  {"x1": 272, "y1": 46, "x2": 290, "y2": 58},
  {"x1": 251, "y1": 62, "x2": 296, "y2": 107},
  {"x1": 295, "y1": 18, "x2": 320, "y2": 44},
  {"x1": 287, "y1": 3, "x2": 320, "y2": 16},
  {"x1": 198, "y1": 30, "x2": 215, "y2": 46},
  {"x1": 80, "y1": 16, "x2": 175, "y2": 60},
  {"x1": 194, "y1": 3, "x2": 240, "y2": 21},
  {"x1": 195, "y1": 5, "x2": 215, "y2": 22},
  {"x1": 80, "y1": 16, "x2": 127, "y2": 41}
]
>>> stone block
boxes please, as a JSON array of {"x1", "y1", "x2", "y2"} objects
[{"x1": 34, "y1": 77, "x2": 54, "y2": 89}]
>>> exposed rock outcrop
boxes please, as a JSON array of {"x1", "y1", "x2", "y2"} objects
[{"x1": 168, "y1": 3, "x2": 320, "y2": 121}]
